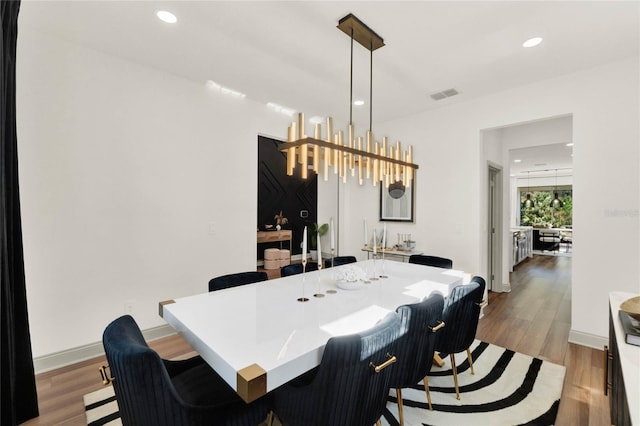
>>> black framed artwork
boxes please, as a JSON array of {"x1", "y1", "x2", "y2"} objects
[{"x1": 380, "y1": 181, "x2": 414, "y2": 222}]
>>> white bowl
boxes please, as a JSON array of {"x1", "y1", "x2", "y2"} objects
[{"x1": 337, "y1": 280, "x2": 365, "y2": 290}]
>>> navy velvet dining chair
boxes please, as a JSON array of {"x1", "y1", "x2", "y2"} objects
[
  {"x1": 102, "y1": 315, "x2": 268, "y2": 426},
  {"x1": 389, "y1": 293, "x2": 445, "y2": 425},
  {"x1": 269, "y1": 312, "x2": 403, "y2": 426},
  {"x1": 323, "y1": 255, "x2": 357, "y2": 268},
  {"x1": 408, "y1": 254, "x2": 453, "y2": 269},
  {"x1": 433, "y1": 276, "x2": 486, "y2": 399},
  {"x1": 280, "y1": 262, "x2": 318, "y2": 277},
  {"x1": 208, "y1": 271, "x2": 268, "y2": 292}
]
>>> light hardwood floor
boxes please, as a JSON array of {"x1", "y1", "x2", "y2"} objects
[{"x1": 22, "y1": 254, "x2": 610, "y2": 425}]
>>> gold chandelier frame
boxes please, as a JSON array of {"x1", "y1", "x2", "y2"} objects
[{"x1": 281, "y1": 14, "x2": 419, "y2": 187}]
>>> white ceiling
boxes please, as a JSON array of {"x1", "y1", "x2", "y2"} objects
[
  {"x1": 19, "y1": 0, "x2": 640, "y2": 129},
  {"x1": 510, "y1": 143, "x2": 574, "y2": 178}
]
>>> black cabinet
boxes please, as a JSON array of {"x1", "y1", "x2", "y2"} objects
[{"x1": 607, "y1": 306, "x2": 632, "y2": 426}]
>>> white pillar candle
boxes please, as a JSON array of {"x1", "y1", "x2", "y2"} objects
[
  {"x1": 317, "y1": 231, "x2": 322, "y2": 264},
  {"x1": 382, "y1": 223, "x2": 387, "y2": 249},
  {"x1": 372, "y1": 229, "x2": 377, "y2": 254},
  {"x1": 302, "y1": 226, "x2": 307, "y2": 260},
  {"x1": 330, "y1": 217, "x2": 335, "y2": 251},
  {"x1": 364, "y1": 218, "x2": 368, "y2": 246}
]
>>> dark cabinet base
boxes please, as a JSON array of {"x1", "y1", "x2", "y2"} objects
[{"x1": 608, "y1": 307, "x2": 632, "y2": 426}]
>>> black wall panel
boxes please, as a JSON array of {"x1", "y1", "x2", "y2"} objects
[{"x1": 257, "y1": 136, "x2": 317, "y2": 257}]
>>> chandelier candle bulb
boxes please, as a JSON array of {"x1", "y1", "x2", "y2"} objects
[
  {"x1": 357, "y1": 136, "x2": 363, "y2": 185},
  {"x1": 313, "y1": 124, "x2": 321, "y2": 173},
  {"x1": 287, "y1": 124, "x2": 296, "y2": 176},
  {"x1": 336, "y1": 131, "x2": 343, "y2": 175},
  {"x1": 366, "y1": 131, "x2": 372, "y2": 178},
  {"x1": 343, "y1": 153, "x2": 348, "y2": 183},
  {"x1": 373, "y1": 142, "x2": 380, "y2": 185},
  {"x1": 323, "y1": 146, "x2": 330, "y2": 181},
  {"x1": 297, "y1": 113, "x2": 305, "y2": 164},
  {"x1": 395, "y1": 141, "x2": 401, "y2": 182},
  {"x1": 382, "y1": 137, "x2": 388, "y2": 178},
  {"x1": 403, "y1": 152, "x2": 408, "y2": 186},
  {"x1": 408, "y1": 145, "x2": 414, "y2": 184},
  {"x1": 326, "y1": 117, "x2": 333, "y2": 167},
  {"x1": 348, "y1": 124, "x2": 355, "y2": 172}
]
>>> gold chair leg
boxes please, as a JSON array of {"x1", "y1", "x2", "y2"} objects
[
  {"x1": 376, "y1": 419, "x2": 382, "y2": 426},
  {"x1": 450, "y1": 353, "x2": 460, "y2": 400},
  {"x1": 396, "y1": 388, "x2": 404, "y2": 426},
  {"x1": 423, "y1": 375, "x2": 433, "y2": 410},
  {"x1": 467, "y1": 348, "x2": 475, "y2": 375},
  {"x1": 267, "y1": 410, "x2": 274, "y2": 426}
]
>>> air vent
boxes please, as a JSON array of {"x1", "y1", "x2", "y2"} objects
[
  {"x1": 430, "y1": 88, "x2": 459, "y2": 101},
  {"x1": 534, "y1": 163, "x2": 547, "y2": 167}
]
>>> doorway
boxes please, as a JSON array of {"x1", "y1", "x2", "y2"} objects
[{"x1": 487, "y1": 164, "x2": 503, "y2": 292}]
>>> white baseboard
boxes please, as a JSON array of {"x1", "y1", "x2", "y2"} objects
[
  {"x1": 33, "y1": 324, "x2": 176, "y2": 374},
  {"x1": 569, "y1": 328, "x2": 607, "y2": 350}
]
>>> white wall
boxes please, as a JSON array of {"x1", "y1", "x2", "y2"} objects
[
  {"x1": 340, "y1": 56, "x2": 639, "y2": 346},
  {"x1": 16, "y1": 29, "x2": 292, "y2": 358},
  {"x1": 16, "y1": 22, "x2": 639, "y2": 365}
]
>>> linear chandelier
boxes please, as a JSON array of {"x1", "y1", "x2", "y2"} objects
[{"x1": 281, "y1": 14, "x2": 419, "y2": 187}]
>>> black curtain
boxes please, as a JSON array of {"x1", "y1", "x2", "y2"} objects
[{"x1": 1, "y1": 1, "x2": 39, "y2": 424}]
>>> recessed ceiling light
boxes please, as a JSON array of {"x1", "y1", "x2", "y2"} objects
[
  {"x1": 156, "y1": 10, "x2": 177, "y2": 24},
  {"x1": 566, "y1": 142, "x2": 574, "y2": 147},
  {"x1": 353, "y1": 100, "x2": 365, "y2": 106},
  {"x1": 522, "y1": 37, "x2": 542, "y2": 48},
  {"x1": 514, "y1": 159, "x2": 522, "y2": 163}
]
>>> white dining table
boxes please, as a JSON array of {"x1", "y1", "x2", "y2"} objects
[{"x1": 160, "y1": 259, "x2": 468, "y2": 403}]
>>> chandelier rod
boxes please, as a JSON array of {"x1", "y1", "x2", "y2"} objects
[
  {"x1": 369, "y1": 40, "x2": 373, "y2": 132},
  {"x1": 350, "y1": 28, "x2": 354, "y2": 125}
]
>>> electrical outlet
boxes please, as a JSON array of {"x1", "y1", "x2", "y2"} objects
[{"x1": 124, "y1": 300, "x2": 136, "y2": 315}]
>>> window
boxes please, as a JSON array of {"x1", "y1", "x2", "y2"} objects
[{"x1": 519, "y1": 186, "x2": 572, "y2": 228}]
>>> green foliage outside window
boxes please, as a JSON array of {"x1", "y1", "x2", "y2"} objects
[{"x1": 520, "y1": 190, "x2": 572, "y2": 228}]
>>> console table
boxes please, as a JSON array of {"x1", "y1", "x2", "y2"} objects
[
  {"x1": 257, "y1": 230, "x2": 292, "y2": 260},
  {"x1": 361, "y1": 247, "x2": 422, "y2": 262}
]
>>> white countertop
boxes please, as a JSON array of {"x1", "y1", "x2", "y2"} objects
[
  {"x1": 610, "y1": 291, "x2": 640, "y2": 425},
  {"x1": 163, "y1": 260, "x2": 466, "y2": 399}
]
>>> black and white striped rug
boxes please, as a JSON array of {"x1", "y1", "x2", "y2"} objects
[
  {"x1": 381, "y1": 340, "x2": 565, "y2": 425},
  {"x1": 84, "y1": 341, "x2": 565, "y2": 426}
]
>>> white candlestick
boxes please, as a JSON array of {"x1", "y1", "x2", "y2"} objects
[
  {"x1": 330, "y1": 217, "x2": 335, "y2": 251},
  {"x1": 364, "y1": 218, "x2": 368, "y2": 246},
  {"x1": 317, "y1": 232, "x2": 322, "y2": 264},
  {"x1": 302, "y1": 226, "x2": 307, "y2": 261},
  {"x1": 382, "y1": 224, "x2": 387, "y2": 249},
  {"x1": 373, "y1": 229, "x2": 377, "y2": 255}
]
